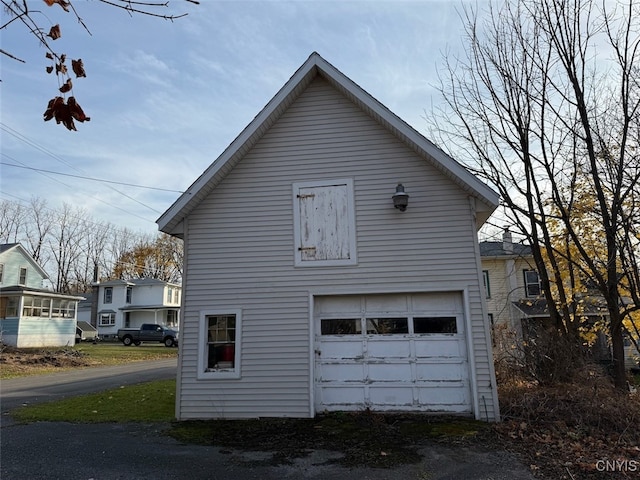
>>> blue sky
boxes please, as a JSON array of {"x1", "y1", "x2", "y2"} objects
[{"x1": 1, "y1": 1, "x2": 482, "y2": 235}]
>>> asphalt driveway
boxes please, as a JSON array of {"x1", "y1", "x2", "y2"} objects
[{"x1": 1, "y1": 360, "x2": 536, "y2": 480}]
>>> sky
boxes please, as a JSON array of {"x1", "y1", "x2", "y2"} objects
[{"x1": 1, "y1": 0, "x2": 489, "y2": 237}]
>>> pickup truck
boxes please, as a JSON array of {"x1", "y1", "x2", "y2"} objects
[{"x1": 117, "y1": 323, "x2": 178, "y2": 347}]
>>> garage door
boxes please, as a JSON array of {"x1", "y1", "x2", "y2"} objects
[{"x1": 314, "y1": 293, "x2": 471, "y2": 413}]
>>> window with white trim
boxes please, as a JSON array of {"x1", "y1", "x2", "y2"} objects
[
  {"x1": 293, "y1": 179, "x2": 357, "y2": 267},
  {"x1": 524, "y1": 269, "x2": 541, "y2": 297},
  {"x1": 482, "y1": 270, "x2": 491, "y2": 298},
  {"x1": 0, "y1": 263, "x2": 4, "y2": 283},
  {"x1": 22, "y1": 296, "x2": 51, "y2": 318},
  {"x1": 320, "y1": 316, "x2": 459, "y2": 336},
  {"x1": 99, "y1": 312, "x2": 115, "y2": 326},
  {"x1": 126, "y1": 286, "x2": 132, "y2": 304},
  {"x1": 199, "y1": 310, "x2": 242, "y2": 379},
  {"x1": 19, "y1": 267, "x2": 27, "y2": 285},
  {"x1": 166, "y1": 310, "x2": 178, "y2": 327},
  {"x1": 104, "y1": 287, "x2": 113, "y2": 304}
]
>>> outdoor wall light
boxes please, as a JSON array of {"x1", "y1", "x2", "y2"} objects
[{"x1": 392, "y1": 183, "x2": 409, "y2": 211}]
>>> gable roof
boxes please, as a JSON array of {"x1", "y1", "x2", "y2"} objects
[
  {"x1": 0, "y1": 243, "x2": 50, "y2": 280},
  {"x1": 479, "y1": 241, "x2": 533, "y2": 258},
  {"x1": 157, "y1": 52, "x2": 499, "y2": 236}
]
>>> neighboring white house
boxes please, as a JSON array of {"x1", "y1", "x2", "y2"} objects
[
  {"x1": 0, "y1": 243, "x2": 83, "y2": 347},
  {"x1": 157, "y1": 53, "x2": 501, "y2": 421},
  {"x1": 80, "y1": 278, "x2": 181, "y2": 339}
]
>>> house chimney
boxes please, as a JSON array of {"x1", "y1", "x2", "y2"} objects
[
  {"x1": 90, "y1": 263, "x2": 99, "y2": 328},
  {"x1": 503, "y1": 229, "x2": 514, "y2": 254}
]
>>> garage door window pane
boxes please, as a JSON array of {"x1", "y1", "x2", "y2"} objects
[
  {"x1": 414, "y1": 317, "x2": 457, "y2": 334},
  {"x1": 321, "y1": 319, "x2": 361, "y2": 335},
  {"x1": 366, "y1": 318, "x2": 408, "y2": 334}
]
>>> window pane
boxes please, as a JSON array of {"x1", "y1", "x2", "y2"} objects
[
  {"x1": 321, "y1": 318, "x2": 361, "y2": 335},
  {"x1": 366, "y1": 318, "x2": 408, "y2": 334},
  {"x1": 206, "y1": 315, "x2": 237, "y2": 371},
  {"x1": 524, "y1": 270, "x2": 541, "y2": 297},
  {"x1": 414, "y1": 317, "x2": 457, "y2": 334}
]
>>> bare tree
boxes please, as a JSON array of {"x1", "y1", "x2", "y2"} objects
[
  {"x1": 23, "y1": 197, "x2": 53, "y2": 266},
  {"x1": 431, "y1": 0, "x2": 640, "y2": 389},
  {"x1": 0, "y1": 199, "x2": 26, "y2": 244}
]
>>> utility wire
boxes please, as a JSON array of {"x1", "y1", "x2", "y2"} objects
[
  {"x1": 0, "y1": 161, "x2": 185, "y2": 193},
  {"x1": 0, "y1": 123, "x2": 171, "y2": 214}
]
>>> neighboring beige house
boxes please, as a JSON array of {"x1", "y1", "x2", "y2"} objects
[
  {"x1": 77, "y1": 278, "x2": 181, "y2": 340},
  {"x1": 479, "y1": 232, "x2": 639, "y2": 370},
  {"x1": 157, "y1": 53, "x2": 501, "y2": 421},
  {"x1": 479, "y1": 231, "x2": 539, "y2": 330}
]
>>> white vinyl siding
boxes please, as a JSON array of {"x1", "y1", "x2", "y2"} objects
[
  {"x1": 176, "y1": 77, "x2": 498, "y2": 421},
  {"x1": 293, "y1": 179, "x2": 356, "y2": 266}
]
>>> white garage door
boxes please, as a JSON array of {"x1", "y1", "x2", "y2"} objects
[{"x1": 314, "y1": 293, "x2": 472, "y2": 413}]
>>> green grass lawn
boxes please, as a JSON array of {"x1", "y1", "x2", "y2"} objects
[
  {"x1": 1, "y1": 342, "x2": 178, "y2": 379},
  {"x1": 11, "y1": 379, "x2": 177, "y2": 423}
]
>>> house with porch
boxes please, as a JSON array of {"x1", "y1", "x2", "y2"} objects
[
  {"x1": 86, "y1": 278, "x2": 181, "y2": 340},
  {"x1": 0, "y1": 243, "x2": 84, "y2": 347},
  {"x1": 157, "y1": 53, "x2": 502, "y2": 421}
]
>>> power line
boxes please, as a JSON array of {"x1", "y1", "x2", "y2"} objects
[
  {"x1": 0, "y1": 161, "x2": 185, "y2": 193},
  {"x1": 0, "y1": 123, "x2": 171, "y2": 215}
]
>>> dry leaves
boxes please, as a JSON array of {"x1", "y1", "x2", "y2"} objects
[
  {"x1": 43, "y1": 96, "x2": 91, "y2": 131},
  {"x1": 42, "y1": 0, "x2": 71, "y2": 11},
  {"x1": 494, "y1": 367, "x2": 640, "y2": 479}
]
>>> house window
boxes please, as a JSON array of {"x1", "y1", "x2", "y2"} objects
[
  {"x1": 104, "y1": 287, "x2": 113, "y2": 304},
  {"x1": 524, "y1": 270, "x2": 541, "y2": 297},
  {"x1": 166, "y1": 310, "x2": 178, "y2": 327},
  {"x1": 0, "y1": 263, "x2": 4, "y2": 283},
  {"x1": 199, "y1": 310, "x2": 241, "y2": 379},
  {"x1": 1, "y1": 297, "x2": 18, "y2": 318},
  {"x1": 293, "y1": 179, "x2": 357, "y2": 267},
  {"x1": 19, "y1": 267, "x2": 27, "y2": 285},
  {"x1": 482, "y1": 270, "x2": 491, "y2": 298},
  {"x1": 22, "y1": 296, "x2": 51, "y2": 318},
  {"x1": 126, "y1": 286, "x2": 132, "y2": 304},
  {"x1": 51, "y1": 299, "x2": 74, "y2": 318},
  {"x1": 99, "y1": 313, "x2": 115, "y2": 326},
  {"x1": 166, "y1": 288, "x2": 173, "y2": 303}
]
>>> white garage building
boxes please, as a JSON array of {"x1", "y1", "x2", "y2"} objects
[{"x1": 158, "y1": 53, "x2": 501, "y2": 422}]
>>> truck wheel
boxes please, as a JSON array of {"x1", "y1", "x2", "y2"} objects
[
  {"x1": 122, "y1": 336, "x2": 133, "y2": 346},
  {"x1": 164, "y1": 337, "x2": 175, "y2": 348}
]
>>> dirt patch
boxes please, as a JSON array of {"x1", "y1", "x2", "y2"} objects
[
  {"x1": 169, "y1": 412, "x2": 490, "y2": 468},
  {"x1": 0, "y1": 345, "x2": 95, "y2": 376}
]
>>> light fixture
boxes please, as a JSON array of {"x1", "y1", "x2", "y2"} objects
[{"x1": 392, "y1": 183, "x2": 409, "y2": 211}]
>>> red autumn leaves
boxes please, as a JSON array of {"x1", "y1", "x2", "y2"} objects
[{"x1": 42, "y1": 0, "x2": 89, "y2": 131}]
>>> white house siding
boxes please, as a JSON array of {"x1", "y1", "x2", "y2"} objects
[{"x1": 177, "y1": 77, "x2": 498, "y2": 421}]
